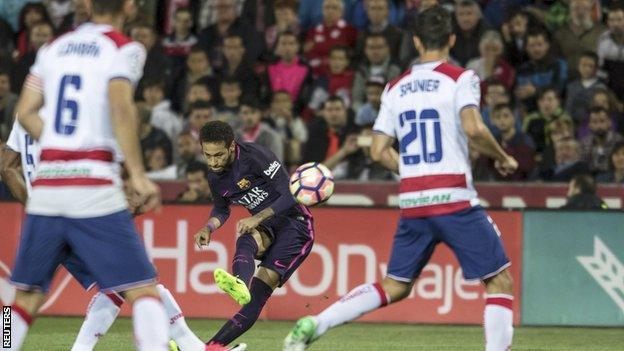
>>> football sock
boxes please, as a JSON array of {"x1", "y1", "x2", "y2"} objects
[
  {"x1": 71, "y1": 292, "x2": 123, "y2": 351},
  {"x1": 314, "y1": 282, "x2": 389, "y2": 337},
  {"x1": 232, "y1": 234, "x2": 259, "y2": 286},
  {"x1": 9, "y1": 304, "x2": 33, "y2": 351},
  {"x1": 209, "y1": 277, "x2": 273, "y2": 346},
  {"x1": 133, "y1": 296, "x2": 169, "y2": 351},
  {"x1": 484, "y1": 294, "x2": 514, "y2": 351},
  {"x1": 157, "y1": 284, "x2": 205, "y2": 351}
]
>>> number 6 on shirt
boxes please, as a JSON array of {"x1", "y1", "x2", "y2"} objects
[{"x1": 55, "y1": 74, "x2": 82, "y2": 135}]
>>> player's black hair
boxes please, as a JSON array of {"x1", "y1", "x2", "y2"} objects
[
  {"x1": 571, "y1": 174, "x2": 596, "y2": 195},
  {"x1": 186, "y1": 161, "x2": 209, "y2": 176},
  {"x1": 580, "y1": 51, "x2": 599, "y2": 66},
  {"x1": 92, "y1": 0, "x2": 126, "y2": 15},
  {"x1": 413, "y1": 6, "x2": 453, "y2": 51},
  {"x1": 200, "y1": 121, "x2": 235, "y2": 147}
]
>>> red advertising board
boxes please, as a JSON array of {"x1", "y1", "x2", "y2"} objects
[{"x1": 0, "y1": 203, "x2": 522, "y2": 324}]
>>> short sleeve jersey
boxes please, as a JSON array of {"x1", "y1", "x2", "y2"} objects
[
  {"x1": 6, "y1": 120, "x2": 40, "y2": 196},
  {"x1": 373, "y1": 61, "x2": 482, "y2": 218}
]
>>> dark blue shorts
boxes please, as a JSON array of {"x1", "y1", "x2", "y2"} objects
[
  {"x1": 11, "y1": 210, "x2": 157, "y2": 293},
  {"x1": 258, "y1": 214, "x2": 315, "y2": 287},
  {"x1": 387, "y1": 206, "x2": 510, "y2": 282}
]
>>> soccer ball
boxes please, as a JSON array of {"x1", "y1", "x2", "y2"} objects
[{"x1": 290, "y1": 163, "x2": 335, "y2": 206}]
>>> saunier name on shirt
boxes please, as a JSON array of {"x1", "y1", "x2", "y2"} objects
[
  {"x1": 238, "y1": 187, "x2": 270, "y2": 210},
  {"x1": 263, "y1": 161, "x2": 281, "y2": 179},
  {"x1": 400, "y1": 79, "x2": 440, "y2": 97}
]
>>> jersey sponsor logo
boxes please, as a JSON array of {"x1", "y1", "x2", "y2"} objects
[
  {"x1": 263, "y1": 161, "x2": 281, "y2": 179},
  {"x1": 237, "y1": 178, "x2": 251, "y2": 190},
  {"x1": 400, "y1": 193, "x2": 452, "y2": 208},
  {"x1": 37, "y1": 167, "x2": 91, "y2": 178},
  {"x1": 399, "y1": 79, "x2": 440, "y2": 97},
  {"x1": 237, "y1": 187, "x2": 270, "y2": 210}
]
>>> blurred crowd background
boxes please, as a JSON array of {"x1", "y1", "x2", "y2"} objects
[{"x1": 0, "y1": 0, "x2": 623, "y2": 204}]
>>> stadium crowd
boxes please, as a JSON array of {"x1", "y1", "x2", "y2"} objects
[{"x1": 1, "y1": 0, "x2": 623, "y2": 202}]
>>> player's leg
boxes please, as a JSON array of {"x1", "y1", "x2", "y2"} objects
[
  {"x1": 156, "y1": 283, "x2": 205, "y2": 351},
  {"x1": 284, "y1": 217, "x2": 437, "y2": 350},
  {"x1": 66, "y1": 210, "x2": 169, "y2": 351},
  {"x1": 214, "y1": 228, "x2": 271, "y2": 305},
  {"x1": 435, "y1": 206, "x2": 513, "y2": 351},
  {"x1": 9, "y1": 214, "x2": 69, "y2": 350},
  {"x1": 210, "y1": 216, "x2": 314, "y2": 347}
]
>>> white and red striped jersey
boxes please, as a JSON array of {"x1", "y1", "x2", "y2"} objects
[
  {"x1": 6, "y1": 120, "x2": 40, "y2": 196},
  {"x1": 24, "y1": 23, "x2": 146, "y2": 217},
  {"x1": 373, "y1": 61, "x2": 481, "y2": 218}
]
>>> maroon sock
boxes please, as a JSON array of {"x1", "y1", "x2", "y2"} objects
[
  {"x1": 209, "y1": 277, "x2": 273, "y2": 346},
  {"x1": 232, "y1": 234, "x2": 258, "y2": 286}
]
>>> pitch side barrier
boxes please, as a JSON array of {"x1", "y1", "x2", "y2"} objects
[{"x1": 0, "y1": 203, "x2": 621, "y2": 326}]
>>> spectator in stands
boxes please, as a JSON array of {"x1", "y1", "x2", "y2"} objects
[
  {"x1": 466, "y1": 30, "x2": 515, "y2": 93},
  {"x1": 57, "y1": 0, "x2": 91, "y2": 33},
  {"x1": 524, "y1": 87, "x2": 570, "y2": 154},
  {"x1": 265, "y1": 0, "x2": 300, "y2": 51},
  {"x1": 481, "y1": 79, "x2": 520, "y2": 136},
  {"x1": 187, "y1": 100, "x2": 215, "y2": 140},
  {"x1": 561, "y1": 174, "x2": 607, "y2": 209},
  {"x1": 542, "y1": 137, "x2": 590, "y2": 181},
  {"x1": 218, "y1": 34, "x2": 260, "y2": 100},
  {"x1": 193, "y1": 0, "x2": 245, "y2": 32},
  {"x1": 355, "y1": 76, "x2": 385, "y2": 127},
  {"x1": 162, "y1": 8, "x2": 198, "y2": 68},
  {"x1": 590, "y1": 88, "x2": 624, "y2": 135},
  {"x1": 145, "y1": 145, "x2": 177, "y2": 180},
  {"x1": 237, "y1": 99, "x2": 284, "y2": 161},
  {"x1": 178, "y1": 161, "x2": 213, "y2": 203},
  {"x1": 142, "y1": 78, "x2": 183, "y2": 141},
  {"x1": 355, "y1": 0, "x2": 404, "y2": 66},
  {"x1": 170, "y1": 46, "x2": 218, "y2": 113},
  {"x1": 539, "y1": 115, "x2": 575, "y2": 178},
  {"x1": 596, "y1": 141, "x2": 624, "y2": 183},
  {"x1": 0, "y1": 17, "x2": 14, "y2": 58},
  {"x1": 216, "y1": 78, "x2": 242, "y2": 126},
  {"x1": 11, "y1": 21, "x2": 53, "y2": 93},
  {"x1": 501, "y1": 8, "x2": 535, "y2": 67},
  {"x1": 352, "y1": 34, "x2": 400, "y2": 111},
  {"x1": 0, "y1": 68, "x2": 17, "y2": 141},
  {"x1": 131, "y1": 22, "x2": 173, "y2": 98},
  {"x1": 46, "y1": 0, "x2": 73, "y2": 30},
  {"x1": 298, "y1": 0, "x2": 326, "y2": 31},
  {"x1": 303, "y1": 96, "x2": 362, "y2": 179},
  {"x1": 565, "y1": 51, "x2": 609, "y2": 125},
  {"x1": 176, "y1": 130, "x2": 204, "y2": 179},
  {"x1": 184, "y1": 81, "x2": 213, "y2": 113},
  {"x1": 580, "y1": 106, "x2": 624, "y2": 174},
  {"x1": 265, "y1": 31, "x2": 313, "y2": 111},
  {"x1": 490, "y1": 103, "x2": 536, "y2": 180},
  {"x1": 266, "y1": 90, "x2": 308, "y2": 167},
  {"x1": 242, "y1": 0, "x2": 276, "y2": 34},
  {"x1": 598, "y1": 5, "x2": 624, "y2": 99},
  {"x1": 15, "y1": 3, "x2": 50, "y2": 58},
  {"x1": 308, "y1": 46, "x2": 354, "y2": 113},
  {"x1": 451, "y1": 0, "x2": 490, "y2": 67},
  {"x1": 343, "y1": 0, "x2": 404, "y2": 30},
  {"x1": 554, "y1": 0, "x2": 606, "y2": 79},
  {"x1": 304, "y1": 0, "x2": 357, "y2": 76},
  {"x1": 515, "y1": 29, "x2": 568, "y2": 109},
  {"x1": 198, "y1": 0, "x2": 265, "y2": 69},
  {"x1": 138, "y1": 106, "x2": 173, "y2": 168}
]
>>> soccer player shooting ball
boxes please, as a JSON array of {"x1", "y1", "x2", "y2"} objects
[{"x1": 284, "y1": 6, "x2": 518, "y2": 351}]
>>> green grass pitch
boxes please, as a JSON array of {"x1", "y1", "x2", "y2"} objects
[{"x1": 21, "y1": 317, "x2": 624, "y2": 350}]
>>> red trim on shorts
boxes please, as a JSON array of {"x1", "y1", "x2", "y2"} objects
[
  {"x1": 106, "y1": 293, "x2": 125, "y2": 307},
  {"x1": 372, "y1": 282, "x2": 388, "y2": 307},
  {"x1": 433, "y1": 62, "x2": 466, "y2": 81},
  {"x1": 40, "y1": 149, "x2": 114, "y2": 162},
  {"x1": 399, "y1": 174, "x2": 467, "y2": 193},
  {"x1": 102, "y1": 30, "x2": 133, "y2": 48},
  {"x1": 11, "y1": 304, "x2": 34, "y2": 325},
  {"x1": 32, "y1": 178, "x2": 113, "y2": 186},
  {"x1": 486, "y1": 297, "x2": 513, "y2": 310},
  {"x1": 401, "y1": 201, "x2": 472, "y2": 218}
]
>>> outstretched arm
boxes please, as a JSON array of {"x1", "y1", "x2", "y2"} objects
[{"x1": 0, "y1": 147, "x2": 27, "y2": 204}]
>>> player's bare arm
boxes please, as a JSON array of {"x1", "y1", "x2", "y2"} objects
[
  {"x1": 15, "y1": 79, "x2": 44, "y2": 140},
  {"x1": 109, "y1": 79, "x2": 161, "y2": 212},
  {"x1": 236, "y1": 207, "x2": 275, "y2": 234},
  {"x1": 0, "y1": 146, "x2": 28, "y2": 204},
  {"x1": 194, "y1": 217, "x2": 222, "y2": 248},
  {"x1": 460, "y1": 106, "x2": 518, "y2": 176},
  {"x1": 371, "y1": 132, "x2": 399, "y2": 173}
]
